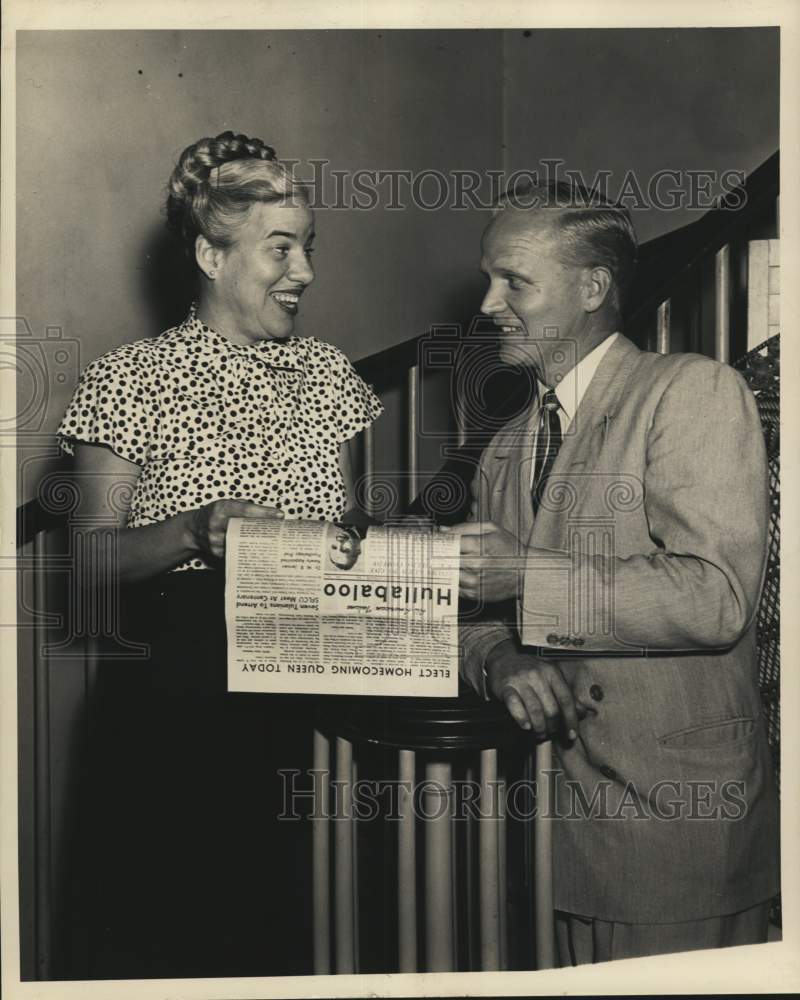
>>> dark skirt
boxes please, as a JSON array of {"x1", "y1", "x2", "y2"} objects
[{"x1": 85, "y1": 569, "x2": 314, "y2": 979}]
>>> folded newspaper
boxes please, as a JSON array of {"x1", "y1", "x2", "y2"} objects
[{"x1": 225, "y1": 518, "x2": 460, "y2": 697}]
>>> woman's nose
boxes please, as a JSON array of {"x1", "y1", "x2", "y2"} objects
[{"x1": 289, "y1": 252, "x2": 315, "y2": 286}]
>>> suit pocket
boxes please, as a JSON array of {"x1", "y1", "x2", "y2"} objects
[{"x1": 658, "y1": 716, "x2": 755, "y2": 751}]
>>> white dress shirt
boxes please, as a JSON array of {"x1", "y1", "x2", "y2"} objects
[{"x1": 529, "y1": 332, "x2": 618, "y2": 484}]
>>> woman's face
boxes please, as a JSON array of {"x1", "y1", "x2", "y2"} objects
[{"x1": 212, "y1": 201, "x2": 315, "y2": 344}]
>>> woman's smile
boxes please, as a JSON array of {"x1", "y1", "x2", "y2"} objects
[{"x1": 270, "y1": 288, "x2": 304, "y2": 315}]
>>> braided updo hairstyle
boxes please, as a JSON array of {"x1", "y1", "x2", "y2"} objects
[{"x1": 165, "y1": 131, "x2": 308, "y2": 259}]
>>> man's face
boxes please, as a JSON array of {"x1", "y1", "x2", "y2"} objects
[
  {"x1": 328, "y1": 529, "x2": 361, "y2": 570},
  {"x1": 479, "y1": 212, "x2": 587, "y2": 369}
]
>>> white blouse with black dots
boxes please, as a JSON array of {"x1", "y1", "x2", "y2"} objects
[{"x1": 57, "y1": 309, "x2": 384, "y2": 571}]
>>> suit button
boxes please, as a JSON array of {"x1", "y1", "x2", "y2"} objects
[
  {"x1": 599, "y1": 764, "x2": 617, "y2": 780},
  {"x1": 589, "y1": 684, "x2": 604, "y2": 702}
]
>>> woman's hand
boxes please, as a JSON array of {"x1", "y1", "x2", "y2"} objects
[
  {"x1": 188, "y1": 500, "x2": 285, "y2": 561},
  {"x1": 70, "y1": 445, "x2": 284, "y2": 581}
]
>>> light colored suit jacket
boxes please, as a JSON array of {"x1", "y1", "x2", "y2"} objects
[{"x1": 460, "y1": 333, "x2": 779, "y2": 923}]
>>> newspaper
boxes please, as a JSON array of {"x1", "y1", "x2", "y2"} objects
[{"x1": 225, "y1": 518, "x2": 460, "y2": 697}]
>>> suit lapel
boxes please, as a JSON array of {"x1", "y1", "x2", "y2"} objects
[
  {"x1": 484, "y1": 405, "x2": 538, "y2": 543},
  {"x1": 528, "y1": 334, "x2": 642, "y2": 547},
  {"x1": 512, "y1": 407, "x2": 538, "y2": 542}
]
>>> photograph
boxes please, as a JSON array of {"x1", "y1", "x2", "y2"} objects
[
  {"x1": 327, "y1": 525, "x2": 364, "y2": 572},
  {"x1": 2, "y1": 3, "x2": 797, "y2": 998}
]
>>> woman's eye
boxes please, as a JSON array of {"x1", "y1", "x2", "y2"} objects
[
  {"x1": 304, "y1": 247, "x2": 315, "y2": 258},
  {"x1": 271, "y1": 246, "x2": 289, "y2": 258}
]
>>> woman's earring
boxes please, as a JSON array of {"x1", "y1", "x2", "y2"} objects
[{"x1": 208, "y1": 269, "x2": 216, "y2": 278}]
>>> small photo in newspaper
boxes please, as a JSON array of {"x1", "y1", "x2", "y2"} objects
[{"x1": 225, "y1": 518, "x2": 460, "y2": 697}]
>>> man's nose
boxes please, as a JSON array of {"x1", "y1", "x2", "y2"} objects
[{"x1": 480, "y1": 282, "x2": 505, "y2": 316}]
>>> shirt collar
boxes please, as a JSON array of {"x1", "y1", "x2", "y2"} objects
[
  {"x1": 548, "y1": 332, "x2": 619, "y2": 426},
  {"x1": 175, "y1": 304, "x2": 304, "y2": 370}
]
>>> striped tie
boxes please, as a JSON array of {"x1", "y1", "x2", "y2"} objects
[{"x1": 531, "y1": 388, "x2": 563, "y2": 516}]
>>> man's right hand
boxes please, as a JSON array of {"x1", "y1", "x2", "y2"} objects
[
  {"x1": 486, "y1": 640, "x2": 585, "y2": 740},
  {"x1": 188, "y1": 500, "x2": 285, "y2": 561}
]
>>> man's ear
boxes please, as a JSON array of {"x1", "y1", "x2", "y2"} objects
[
  {"x1": 582, "y1": 266, "x2": 614, "y2": 313},
  {"x1": 195, "y1": 235, "x2": 225, "y2": 280}
]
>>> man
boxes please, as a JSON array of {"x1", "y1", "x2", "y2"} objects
[
  {"x1": 327, "y1": 523, "x2": 363, "y2": 571},
  {"x1": 447, "y1": 181, "x2": 779, "y2": 964}
]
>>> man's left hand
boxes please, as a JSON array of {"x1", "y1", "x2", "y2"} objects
[{"x1": 442, "y1": 521, "x2": 527, "y2": 602}]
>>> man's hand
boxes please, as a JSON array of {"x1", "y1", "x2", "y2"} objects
[
  {"x1": 442, "y1": 521, "x2": 527, "y2": 602},
  {"x1": 486, "y1": 640, "x2": 585, "y2": 740}
]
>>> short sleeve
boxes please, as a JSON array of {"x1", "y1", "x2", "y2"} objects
[
  {"x1": 56, "y1": 348, "x2": 155, "y2": 464},
  {"x1": 334, "y1": 354, "x2": 384, "y2": 444}
]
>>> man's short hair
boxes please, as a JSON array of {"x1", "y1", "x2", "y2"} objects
[{"x1": 497, "y1": 178, "x2": 638, "y2": 315}]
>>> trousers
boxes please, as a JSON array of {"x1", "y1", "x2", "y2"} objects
[{"x1": 555, "y1": 900, "x2": 772, "y2": 965}]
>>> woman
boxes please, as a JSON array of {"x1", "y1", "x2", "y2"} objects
[{"x1": 57, "y1": 131, "x2": 382, "y2": 977}]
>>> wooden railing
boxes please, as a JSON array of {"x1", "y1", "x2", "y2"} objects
[
  {"x1": 310, "y1": 689, "x2": 555, "y2": 973},
  {"x1": 627, "y1": 152, "x2": 778, "y2": 358}
]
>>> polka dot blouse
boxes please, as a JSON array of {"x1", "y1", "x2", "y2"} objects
[{"x1": 57, "y1": 308, "x2": 384, "y2": 571}]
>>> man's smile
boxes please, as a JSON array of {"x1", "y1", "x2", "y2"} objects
[{"x1": 491, "y1": 317, "x2": 525, "y2": 333}]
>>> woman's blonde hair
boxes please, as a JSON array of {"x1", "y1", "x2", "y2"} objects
[{"x1": 165, "y1": 130, "x2": 308, "y2": 257}]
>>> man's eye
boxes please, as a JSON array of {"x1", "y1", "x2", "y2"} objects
[
  {"x1": 304, "y1": 247, "x2": 315, "y2": 257},
  {"x1": 506, "y1": 277, "x2": 522, "y2": 291},
  {"x1": 271, "y1": 246, "x2": 289, "y2": 258}
]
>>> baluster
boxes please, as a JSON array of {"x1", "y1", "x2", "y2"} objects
[
  {"x1": 455, "y1": 369, "x2": 468, "y2": 448},
  {"x1": 424, "y1": 760, "x2": 453, "y2": 971},
  {"x1": 689, "y1": 271, "x2": 702, "y2": 354},
  {"x1": 656, "y1": 299, "x2": 671, "y2": 354},
  {"x1": 747, "y1": 240, "x2": 770, "y2": 351},
  {"x1": 363, "y1": 424, "x2": 374, "y2": 517},
  {"x1": 498, "y1": 770, "x2": 508, "y2": 969},
  {"x1": 312, "y1": 729, "x2": 331, "y2": 974},
  {"x1": 715, "y1": 244, "x2": 730, "y2": 363},
  {"x1": 352, "y1": 756, "x2": 360, "y2": 973},
  {"x1": 522, "y1": 749, "x2": 536, "y2": 958},
  {"x1": 479, "y1": 748, "x2": 500, "y2": 969},
  {"x1": 334, "y1": 737, "x2": 355, "y2": 972},
  {"x1": 450, "y1": 766, "x2": 459, "y2": 969},
  {"x1": 397, "y1": 749, "x2": 417, "y2": 971},
  {"x1": 534, "y1": 740, "x2": 555, "y2": 969},
  {"x1": 407, "y1": 365, "x2": 419, "y2": 506},
  {"x1": 464, "y1": 761, "x2": 477, "y2": 969}
]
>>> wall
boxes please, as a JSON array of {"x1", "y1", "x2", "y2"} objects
[
  {"x1": 16, "y1": 28, "x2": 504, "y2": 503},
  {"x1": 502, "y1": 28, "x2": 779, "y2": 243}
]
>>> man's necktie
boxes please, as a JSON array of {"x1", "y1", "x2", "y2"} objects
[{"x1": 531, "y1": 388, "x2": 563, "y2": 516}]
